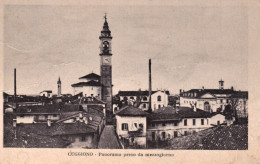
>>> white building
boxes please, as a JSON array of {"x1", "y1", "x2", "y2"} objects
[
  {"x1": 117, "y1": 90, "x2": 169, "y2": 111},
  {"x1": 115, "y1": 106, "x2": 148, "y2": 148},
  {"x1": 147, "y1": 106, "x2": 212, "y2": 142},
  {"x1": 151, "y1": 90, "x2": 169, "y2": 111},
  {"x1": 210, "y1": 113, "x2": 226, "y2": 125},
  {"x1": 71, "y1": 73, "x2": 102, "y2": 99},
  {"x1": 40, "y1": 90, "x2": 52, "y2": 98},
  {"x1": 179, "y1": 80, "x2": 248, "y2": 115}
]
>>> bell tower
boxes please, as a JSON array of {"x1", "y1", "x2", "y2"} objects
[
  {"x1": 100, "y1": 14, "x2": 113, "y2": 113},
  {"x1": 57, "y1": 77, "x2": 61, "y2": 97}
]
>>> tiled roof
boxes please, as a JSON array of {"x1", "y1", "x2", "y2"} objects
[
  {"x1": 79, "y1": 73, "x2": 100, "y2": 80},
  {"x1": 118, "y1": 90, "x2": 170, "y2": 96},
  {"x1": 177, "y1": 107, "x2": 211, "y2": 118},
  {"x1": 168, "y1": 125, "x2": 248, "y2": 150},
  {"x1": 50, "y1": 122, "x2": 96, "y2": 136},
  {"x1": 40, "y1": 90, "x2": 52, "y2": 93},
  {"x1": 115, "y1": 106, "x2": 148, "y2": 116},
  {"x1": 15, "y1": 104, "x2": 82, "y2": 114},
  {"x1": 148, "y1": 106, "x2": 210, "y2": 121},
  {"x1": 181, "y1": 89, "x2": 248, "y2": 99},
  {"x1": 71, "y1": 80, "x2": 102, "y2": 87}
]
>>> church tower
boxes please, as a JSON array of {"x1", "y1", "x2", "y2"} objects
[
  {"x1": 100, "y1": 14, "x2": 113, "y2": 112},
  {"x1": 57, "y1": 77, "x2": 61, "y2": 97}
]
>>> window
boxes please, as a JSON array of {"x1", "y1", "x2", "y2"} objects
[
  {"x1": 184, "y1": 119, "x2": 187, "y2": 126},
  {"x1": 184, "y1": 131, "x2": 188, "y2": 136},
  {"x1": 143, "y1": 97, "x2": 147, "y2": 101},
  {"x1": 162, "y1": 132, "x2": 166, "y2": 140},
  {"x1": 217, "y1": 121, "x2": 220, "y2": 125},
  {"x1": 226, "y1": 99, "x2": 229, "y2": 103},
  {"x1": 174, "y1": 122, "x2": 178, "y2": 126},
  {"x1": 139, "y1": 123, "x2": 144, "y2": 129},
  {"x1": 158, "y1": 104, "x2": 161, "y2": 109},
  {"x1": 91, "y1": 94, "x2": 93, "y2": 97},
  {"x1": 121, "y1": 123, "x2": 128, "y2": 131},
  {"x1": 130, "y1": 96, "x2": 134, "y2": 100},
  {"x1": 174, "y1": 131, "x2": 178, "y2": 138},
  {"x1": 201, "y1": 119, "x2": 204, "y2": 125},
  {"x1": 81, "y1": 135, "x2": 86, "y2": 141},
  {"x1": 38, "y1": 115, "x2": 46, "y2": 120},
  {"x1": 193, "y1": 119, "x2": 196, "y2": 126},
  {"x1": 152, "y1": 132, "x2": 156, "y2": 141},
  {"x1": 123, "y1": 97, "x2": 128, "y2": 101},
  {"x1": 220, "y1": 99, "x2": 223, "y2": 103},
  {"x1": 157, "y1": 96, "x2": 161, "y2": 101},
  {"x1": 143, "y1": 104, "x2": 146, "y2": 108},
  {"x1": 162, "y1": 123, "x2": 166, "y2": 126},
  {"x1": 154, "y1": 104, "x2": 156, "y2": 109},
  {"x1": 207, "y1": 119, "x2": 209, "y2": 125},
  {"x1": 151, "y1": 123, "x2": 155, "y2": 127}
]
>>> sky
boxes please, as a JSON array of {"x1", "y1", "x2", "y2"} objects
[{"x1": 3, "y1": 5, "x2": 248, "y2": 95}]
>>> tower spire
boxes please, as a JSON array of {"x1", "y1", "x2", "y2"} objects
[{"x1": 100, "y1": 13, "x2": 112, "y2": 39}]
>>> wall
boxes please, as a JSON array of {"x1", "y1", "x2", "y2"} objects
[
  {"x1": 67, "y1": 134, "x2": 96, "y2": 148},
  {"x1": 115, "y1": 115, "x2": 146, "y2": 138},
  {"x1": 16, "y1": 115, "x2": 34, "y2": 123},
  {"x1": 147, "y1": 117, "x2": 211, "y2": 141},
  {"x1": 73, "y1": 86, "x2": 101, "y2": 98},
  {"x1": 210, "y1": 114, "x2": 226, "y2": 125},
  {"x1": 151, "y1": 91, "x2": 168, "y2": 111}
]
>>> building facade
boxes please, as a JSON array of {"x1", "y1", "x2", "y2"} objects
[
  {"x1": 115, "y1": 106, "x2": 147, "y2": 148},
  {"x1": 117, "y1": 90, "x2": 170, "y2": 111},
  {"x1": 71, "y1": 73, "x2": 102, "y2": 99},
  {"x1": 179, "y1": 80, "x2": 248, "y2": 115}
]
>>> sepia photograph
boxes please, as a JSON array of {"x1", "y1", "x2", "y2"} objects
[{"x1": 3, "y1": 5, "x2": 249, "y2": 150}]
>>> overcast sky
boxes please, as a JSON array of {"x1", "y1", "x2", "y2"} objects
[{"x1": 3, "y1": 5, "x2": 248, "y2": 95}]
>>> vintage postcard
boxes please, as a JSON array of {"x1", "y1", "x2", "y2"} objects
[{"x1": 0, "y1": 0, "x2": 259, "y2": 163}]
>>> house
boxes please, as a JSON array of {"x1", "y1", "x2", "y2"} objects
[
  {"x1": 147, "y1": 106, "x2": 212, "y2": 143},
  {"x1": 210, "y1": 113, "x2": 226, "y2": 125},
  {"x1": 40, "y1": 90, "x2": 52, "y2": 98},
  {"x1": 179, "y1": 80, "x2": 248, "y2": 114},
  {"x1": 10, "y1": 103, "x2": 105, "y2": 148},
  {"x1": 117, "y1": 90, "x2": 170, "y2": 111},
  {"x1": 115, "y1": 106, "x2": 148, "y2": 148},
  {"x1": 15, "y1": 104, "x2": 82, "y2": 124},
  {"x1": 71, "y1": 73, "x2": 102, "y2": 99}
]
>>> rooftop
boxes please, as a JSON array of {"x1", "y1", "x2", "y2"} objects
[
  {"x1": 181, "y1": 89, "x2": 248, "y2": 99},
  {"x1": 115, "y1": 106, "x2": 148, "y2": 117},
  {"x1": 71, "y1": 80, "x2": 102, "y2": 87},
  {"x1": 79, "y1": 73, "x2": 100, "y2": 80},
  {"x1": 15, "y1": 104, "x2": 82, "y2": 114},
  {"x1": 118, "y1": 90, "x2": 170, "y2": 97}
]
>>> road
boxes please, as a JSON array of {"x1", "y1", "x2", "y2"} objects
[{"x1": 98, "y1": 125, "x2": 121, "y2": 149}]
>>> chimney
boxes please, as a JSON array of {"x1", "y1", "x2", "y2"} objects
[
  {"x1": 202, "y1": 86, "x2": 204, "y2": 90},
  {"x1": 14, "y1": 68, "x2": 17, "y2": 108},
  {"x1": 13, "y1": 119, "x2": 17, "y2": 127},
  {"x1": 231, "y1": 86, "x2": 234, "y2": 90},
  {"x1": 193, "y1": 103, "x2": 197, "y2": 112},
  {"x1": 179, "y1": 89, "x2": 182, "y2": 94},
  {"x1": 47, "y1": 119, "x2": 51, "y2": 127},
  {"x1": 148, "y1": 59, "x2": 152, "y2": 112}
]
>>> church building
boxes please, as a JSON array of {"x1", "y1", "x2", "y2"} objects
[{"x1": 71, "y1": 15, "x2": 113, "y2": 114}]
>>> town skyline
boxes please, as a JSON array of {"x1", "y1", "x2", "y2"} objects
[{"x1": 3, "y1": 5, "x2": 248, "y2": 95}]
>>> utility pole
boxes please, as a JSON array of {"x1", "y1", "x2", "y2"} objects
[{"x1": 148, "y1": 59, "x2": 152, "y2": 112}]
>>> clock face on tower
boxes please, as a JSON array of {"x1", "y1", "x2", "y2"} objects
[{"x1": 102, "y1": 56, "x2": 111, "y2": 64}]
